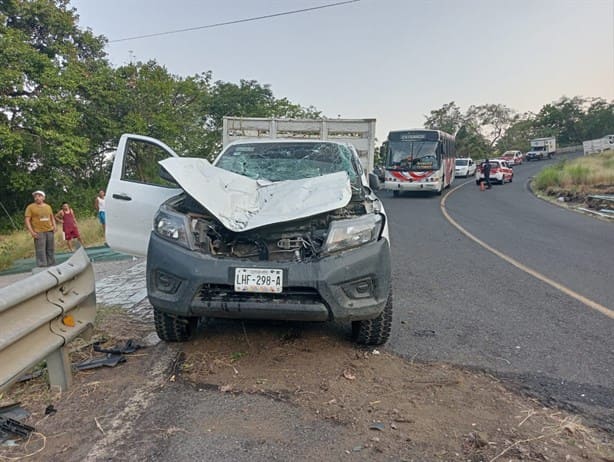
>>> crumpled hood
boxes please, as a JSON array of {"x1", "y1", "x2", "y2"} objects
[{"x1": 159, "y1": 157, "x2": 352, "y2": 232}]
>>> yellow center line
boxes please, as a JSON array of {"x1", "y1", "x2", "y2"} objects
[{"x1": 440, "y1": 181, "x2": 614, "y2": 320}]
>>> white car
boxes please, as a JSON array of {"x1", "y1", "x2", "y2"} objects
[
  {"x1": 454, "y1": 158, "x2": 477, "y2": 178},
  {"x1": 105, "y1": 134, "x2": 393, "y2": 346}
]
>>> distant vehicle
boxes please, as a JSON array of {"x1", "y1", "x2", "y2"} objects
[
  {"x1": 380, "y1": 129, "x2": 456, "y2": 196},
  {"x1": 475, "y1": 159, "x2": 513, "y2": 184},
  {"x1": 583, "y1": 135, "x2": 614, "y2": 155},
  {"x1": 526, "y1": 137, "x2": 556, "y2": 161},
  {"x1": 454, "y1": 158, "x2": 477, "y2": 177},
  {"x1": 501, "y1": 150, "x2": 523, "y2": 166}
]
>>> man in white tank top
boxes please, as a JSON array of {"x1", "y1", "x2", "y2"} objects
[{"x1": 95, "y1": 189, "x2": 106, "y2": 239}]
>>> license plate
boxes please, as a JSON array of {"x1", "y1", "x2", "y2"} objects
[{"x1": 234, "y1": 268, "x2": 283, "y2": 293}]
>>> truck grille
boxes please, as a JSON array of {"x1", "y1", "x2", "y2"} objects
[{"x1": 198, "y1": 284, "x2": 324, "y2": 304}]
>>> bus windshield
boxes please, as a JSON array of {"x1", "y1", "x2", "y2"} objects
[{"x1": 388, "y1": 140, "x2": 439, "y2": 171}]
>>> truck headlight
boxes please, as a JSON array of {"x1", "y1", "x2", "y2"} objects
[
  {"x1": 154, "y1": 209, "x2": 191, "y2": 249},
  {"x1": 324, "y1": 214, "x2": 383, "y2": 253}
]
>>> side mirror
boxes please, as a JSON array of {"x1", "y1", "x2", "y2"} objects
[{"x1": 368, "y1": 172, "x2": 381, "y2": 190}]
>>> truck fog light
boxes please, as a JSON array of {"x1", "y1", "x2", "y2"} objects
[
  {"x1": 342, "y1": 278, "x2": 374, "y2": 299},
  {"x1": 155, "y1": 270, "x2": 182, "y2": 294}
]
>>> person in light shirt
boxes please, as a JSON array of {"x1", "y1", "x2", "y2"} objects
[
  {"x1": 25, "y1": 190, "x2": 57, "y2": 267},
  {"x1": 94, "y1": 189, "x2": 106, "y2": 239}
]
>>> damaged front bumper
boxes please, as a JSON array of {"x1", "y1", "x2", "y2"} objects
[{"x1": 146, "y1": 233, "x2": 391, "y2": 322}]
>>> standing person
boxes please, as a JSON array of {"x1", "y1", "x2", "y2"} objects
[
  {"x1": 94, "y1": 189, "x2": 106, "y2": 240},
  {"x1": 25, "y1": 190, "x2": 56, "y2": 267},
  {"x1": 482, "y1": 158, "x2": 492, "y2": 189},
  {"x1": 55, "y1": 202, "x2": 85, "y2": 252}
]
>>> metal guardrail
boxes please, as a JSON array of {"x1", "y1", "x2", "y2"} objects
[
  {"x1": 0, "y1": 247, "x2": 96, "y2": 392},
  {"x1": 556, "y1": 145, "x2": 582, "y2": 154}
]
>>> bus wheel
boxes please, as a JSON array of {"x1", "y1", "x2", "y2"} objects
[{"x1": 393, "y1": 190, "x2": 400, "y2": 197}]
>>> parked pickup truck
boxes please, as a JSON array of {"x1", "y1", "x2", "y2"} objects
[{"x1": 105, "y1": 134, "x2": 393, "y2": 346}]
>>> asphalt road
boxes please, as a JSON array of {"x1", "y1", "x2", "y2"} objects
[{"x1": 383, "y1": 152, "x2": 614, "y2": 431}]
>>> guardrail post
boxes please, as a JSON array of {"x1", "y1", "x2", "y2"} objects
[{"x1": 46, "y1": 346, "x2": 72, "y2": 391}]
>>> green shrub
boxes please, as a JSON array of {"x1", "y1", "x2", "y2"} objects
[
  {"x1": 533, "y1": 166, "x2": 562, "y2": 189},
  {"x1": 567, "y1": 165, "x2": 590, "y2": 184}
]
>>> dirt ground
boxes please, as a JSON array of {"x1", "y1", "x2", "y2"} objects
[{"x1": 1, "y1": 309, "x2": 612, "y2": 461}]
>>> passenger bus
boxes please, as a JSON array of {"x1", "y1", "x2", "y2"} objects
[{"x1": 381, "y1": 129, "x2": 456, "y2": 196}]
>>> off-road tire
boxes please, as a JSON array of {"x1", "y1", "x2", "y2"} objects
[
  {"x1": 352, "y1": 290, "x2": 393, "y2": 346},
  {"x1": 154, "y1": 307, "x2": 197, "y2": 342}
]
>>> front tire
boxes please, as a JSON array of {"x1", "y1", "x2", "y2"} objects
[
  {"x1": 352, "y1": 291, "x2": 393, "y2": 346},
  {"x1": 154, "y1": 307, "x2": 198, "y2": 342},
  {"x1": 436, "y1": 178, "x2": 444, "y2": 195}
]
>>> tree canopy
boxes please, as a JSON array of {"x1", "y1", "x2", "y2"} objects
[{"x1": 424, "y1": 97, "x2": 613, "y2": 158}]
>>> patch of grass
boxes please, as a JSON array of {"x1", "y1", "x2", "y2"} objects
[
  {"x1": 533, "y1": 150, "x2": 614, "y2": 193},
  {"x1": 0, "y1": 216, "x2": 105, "y2": 271},
  {"x1": 567, "y1": 165, "x2": 590, "y2": 185},
  {"x1": 533, "y1": 166, "x2": 562, "y2": 190}
]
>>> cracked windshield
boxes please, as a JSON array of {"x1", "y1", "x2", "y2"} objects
[{"x1": 216, "y1": 142, "x2": 358, "y2": 182}]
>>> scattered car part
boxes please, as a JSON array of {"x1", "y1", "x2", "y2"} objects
[
  {"x1": 73, "y1": 353, "x2": 126, "y2": 371},
  {"x1": 93, "y1": 339, "x2": 142, "y2": 355},
  {"x1": 0, "y1": 416, "x2": 35, "y2": 439}
]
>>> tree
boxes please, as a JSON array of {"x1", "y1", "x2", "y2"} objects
[
  {"x1": 495, "y1": 116, "x2": 536, "y2": 153},
  {"x1": 455, "y1": 124, "x2": 491, "y2": 158},
  {"x1": 465, "y1": 104, "x2": 516, "y2": 149},
  {"x1": 424, "y1": 101, "x2": 463, "y2": 134},
  {"x1": 0, "y1": 0, "x2": 108, "y2": 216},
  {"x1": 532, "y1": 96, "x2": 585, "y2": 145},
  {"x1": 581, "y1": 98, "x2": 614, "y2": 140},
  {"x1": 424, "y1": 102, "x2": 491, "y2": 158}
]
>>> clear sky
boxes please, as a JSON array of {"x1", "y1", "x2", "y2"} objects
[{"x1": 70, "y1": 0, "x2": 614, "y2": 142}]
